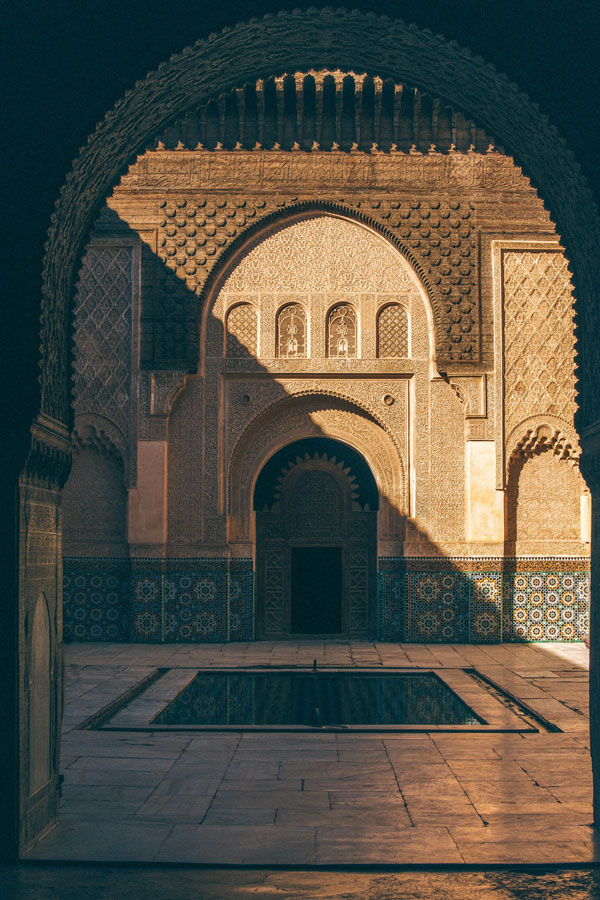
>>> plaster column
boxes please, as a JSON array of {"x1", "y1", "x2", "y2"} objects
[
  {"x1": 128, "y1": 440, "x2": 167, "y2": 550},
  {"x1": 466, "y1": 440, "x2": 504, "y2": 542}
]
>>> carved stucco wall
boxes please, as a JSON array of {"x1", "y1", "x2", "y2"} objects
[
  {"x1": 501, "y1": 247, "x2": 583, "y2": 549},
  {"x1": 161, "y1": 213, "x2": 419, "y2": 549},
  {"x1": 429, "y1": 380, "x2": 466, "y2": 543},
  {"x1": 122, "y1": 153, "x2": 524, "y2": 368},
  {"x1": 62, "y1": 447, "x2": 127, "y2": 556},
  {"x1": 167, "y1": 378, "x2": 205, "y2": 546},
  {"x1": 70, "y1": 244, "x2": 134, "y2": 479},
  {"x1": 208, "y1": 215, "x2": 426, "y2": 362},
  {"x1": 504, "y1": 250, "x2": 577, "y2": 451},
  {"x1": 507, "y1": 449, "x2": 584, "y2": 547},
  {"x1": 66, "y1": 204, "x2": 589, "y2": 560}
]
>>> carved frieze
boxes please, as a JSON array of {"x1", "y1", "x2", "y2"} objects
[{"x1": 122, "y1": 148, "x2": 527, "y2": 193}]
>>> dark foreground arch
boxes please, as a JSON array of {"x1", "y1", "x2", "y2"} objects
[{"x1": 11, "y1": 7, "x2": 600, "y2": 857}]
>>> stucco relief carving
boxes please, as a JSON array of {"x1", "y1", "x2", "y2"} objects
[
  {"x1": 225, "y1": 303, "x2": 258, "y2": 357},
  {"x1": 276, "y1": 304, "x2": 307, "y2": 358},
  {"x1": 135, "y1": 177, "x2": 483, "y2": 365},
  {"x1": 123, "y1": 148, "x2": 528, "y2": 194},
  {"x1": 220, "y1": 216, "x2": 415, "y2": 295},
  {"x1": 225, "y1": 379, "x2": 408, "y2": 474},
  {"x1": 207, "y1": 216, "x2": 432, "y2": 366},
  {"x1": 506, "y1": 416, "x2": 581, "y2": 475},
  {"x1": 72, "y1": 247, "x2": 132, "y2": 463},
  {"x1": 503, "y1": 250, "x2": 577, "y2": 446},
  {"x1": 228, "y1": 395, "x2": 406, "y2": 543},
  {"x1": 72, "y1": 418, "x2": 124, "y2": 460},
  {"x1": 150, "y1": 372, "x2": 188, "y2": 417},
  {"x1": 447, "y1": 375, "x2": 487, "y2": 418}
]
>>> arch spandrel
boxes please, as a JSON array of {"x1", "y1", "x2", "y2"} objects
[
  {"x1": 227, "y1": 392, "x2": 406, "y2": 546},
  {"x1": 208, "y1": 214, "x2": 433, "y2": 364}
]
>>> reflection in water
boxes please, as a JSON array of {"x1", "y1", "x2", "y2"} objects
[{"x1": 153, "y1": 671, "x2": 480, "y2": 726}]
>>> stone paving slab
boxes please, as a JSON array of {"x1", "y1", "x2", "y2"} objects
[{"x1": 24, "y1": 640, "x2": 594, "y2": 865}]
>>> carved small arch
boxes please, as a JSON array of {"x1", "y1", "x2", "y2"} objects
[
  {"x1": 254, "y1": 441, "x2": 379, "y2": 513},
  {"x1": 377, "y1": 302, "x2": 409, "y2": 358},
  {"x1": 327, "y1": 302, "x2": 358, "y2": 358},
  {"x1": 225, "y1": 302, "x2": 258, "y2": 358},
  {"x1": 276, "y1": 302, "x2": 307, "y2": 358},
  {"x1": 72, "y1": 420, "x2": 124, "y2": 460},
  {"x1": 506, "y1": 419, "x2": 581, "y2": 480}
]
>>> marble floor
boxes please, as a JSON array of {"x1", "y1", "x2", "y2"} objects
[{"x1": 23, "y1": 640, "x2": 597, "y2": 865}]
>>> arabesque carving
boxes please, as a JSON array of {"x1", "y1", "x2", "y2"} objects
[
  {"x1": 72, "y1": 246, "x2": 132, "y2": 457},
  {"x1": 208, "y1": 215, "x2": 432, "y2": 366},
  {"x1": 228, "y1": 394, "x2": 405, "y2": 543},
  {"x1": 507, "y1": 419, "x2": 581, "y2": 474},
  {"x1": 503, "y1": 250, "x2": 577, "y2": 441},
  {"x1": 147, "y1": 192, "x2": 477, "y2": 365}
]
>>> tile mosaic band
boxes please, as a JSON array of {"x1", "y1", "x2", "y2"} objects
[{"x1": 64, "y1": 557, "x2": 588, "y2": 643}]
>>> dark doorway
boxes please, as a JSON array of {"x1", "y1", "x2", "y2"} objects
[
  {"x1": 254, "y1": 437, "x2": 378, "y2": 639},
  {"x1": 291, "y1": 547, "x2": 342, "y2": 634}
]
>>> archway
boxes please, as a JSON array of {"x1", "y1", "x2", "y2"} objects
[
  {"x1": 11, "y1": 6, "x2": 599, "y2": 859},
  {"x1": 253, "y1": 437, "x2": 379, "y2": 639}
]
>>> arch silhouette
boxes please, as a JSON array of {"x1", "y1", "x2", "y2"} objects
[{"x1": 20, "y1": 8, "x2": 600, "y2": 852}]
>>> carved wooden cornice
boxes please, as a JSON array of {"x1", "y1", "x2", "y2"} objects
[{"x1": 154, "y1": 71, "x2": 498, "y2": 155}]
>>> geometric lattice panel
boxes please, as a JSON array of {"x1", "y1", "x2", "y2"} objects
[
  {"x1": 228, "y1": 572, "x2": 254, "y2": 641},
  {"x1": 130, "y1": 571, "x2": 163, "y2": 642},
  {"x1": 471, "y1": 574, "x2": 503, "y2": 643},
  {"x1": 406, "y1": 571, "x2": 470, "y2": 642},
  {"x1": 63, "y1": 557, "x2": 588, "y2": 644},
  {"x1": 377, "y1": 303, "x2": 409, "y2": 358},
  {"x1": 378, "y1": 559, "x2": 589, "y2": 644},
  {"x1": 226, "y1": 303, "x2": 257, "y2": 357},
  {"x1": 503, "y1": 250, "x2": 576, "y2": 438},
  {"x1": 72, "y1": 247, "x2": 132, "y2": 439},
  {"x1": 63, "y1": 557, "x2": 253, "y2": 643},
  {"x1": 378, "y1": 572, "x2": 406, "y2": 642}
]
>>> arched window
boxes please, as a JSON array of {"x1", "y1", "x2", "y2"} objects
[
  {"x1": 225, "y1": 303, "x2": 257, "y2": 357},
  {"x1": 327, "y1": 304, "x2": 357, "y2": 358},
  {"x1": 277, "y1": 304, "x2": 307, "y2": 358},
  {"x1": 377, "y1": 303, "x2": 409, "y2": 357}
]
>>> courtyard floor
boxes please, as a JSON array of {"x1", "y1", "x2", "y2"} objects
[{"x1": 23, "y1": 640, "x2": 597, "y2": 866}]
